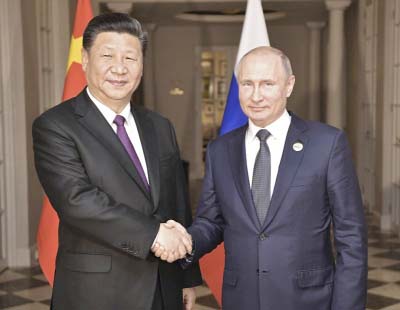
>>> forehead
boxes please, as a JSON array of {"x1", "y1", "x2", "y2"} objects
[
  {"x1": 92, "y1": 31, "x2": 141, "y2": 51},
  {"x1": 240, "y1": 52, "x2": 285, "y2": 79}
]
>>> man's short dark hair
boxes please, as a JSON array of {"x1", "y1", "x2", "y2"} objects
[{"x1": 83, "y1": 13, "x2": 147, "y2": 54}]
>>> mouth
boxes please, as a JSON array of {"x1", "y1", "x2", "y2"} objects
[
  {"x1": 107, "y1": 80, "x2": 128, "y2": 87},
  {"x1": 249, "y1": 106, "x2": 269, "y2": 112}
]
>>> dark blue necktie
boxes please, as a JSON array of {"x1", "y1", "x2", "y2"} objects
[{"x1": 251, "y1": 129, "x2": 271, "y2": 224}]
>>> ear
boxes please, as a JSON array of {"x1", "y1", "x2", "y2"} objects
[
  {"x1": 81, "y1": 48, "x2": 89, "y2": 72},
  {"x1": 286, "y1": 75, "x2": 295, "y2": 98}
]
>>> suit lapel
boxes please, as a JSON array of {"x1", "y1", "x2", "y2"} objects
[
  {"x1": 228, "y1": 126, "x2": 261, "y2": 230},
  {"x1": 132, "y1": 106, "x2": 160, "y2": 210},
  {"x1": 262, "y1": 114, "x2": 308, "y2": 230},
  {"x1": 73, "y1": 90, "x2": 151, "y2": 200}
]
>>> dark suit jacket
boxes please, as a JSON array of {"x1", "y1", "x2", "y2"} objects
[
  {"x1": 189, "y1": 114, "x2": 367, "y2": 310},
  {"x1": 33, "y1": 89, "x2": 202, "y2": 310}
]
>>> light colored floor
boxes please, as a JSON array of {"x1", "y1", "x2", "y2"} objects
[
  {"x1": 0, "y1": 267, "x2": 218, "y2": 309},
  {"x1": 1, "y1": 211, "x2": 400, "y2": 309}
]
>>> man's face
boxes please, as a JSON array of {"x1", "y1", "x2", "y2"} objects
[
  {"x1": 238, "y1": 52, "x2": 295, "y2": 127},
  {"x1": 82, "y1": 32, "x2": 143, "y2": 107}
]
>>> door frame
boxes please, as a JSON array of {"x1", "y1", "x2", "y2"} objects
[{"x1": 0, "y1": 0, "x2": 30, "y2": 268}]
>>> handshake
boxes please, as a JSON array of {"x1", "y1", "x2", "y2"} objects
[{"x1": 151, "y1": 220, "x2": 193, "y2": 263}]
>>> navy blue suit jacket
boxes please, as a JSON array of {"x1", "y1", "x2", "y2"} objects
[{"x1": 189, "y1": 114, "x2": 367, "y2": 310}]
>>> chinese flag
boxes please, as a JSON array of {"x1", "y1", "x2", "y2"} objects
[{"x1": 37, "y1": 0, "x2": 93, "y2": 286}]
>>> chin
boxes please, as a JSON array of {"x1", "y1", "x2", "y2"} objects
[
  {"x1": 105, "y1": 91, "x2": 130, "y2": 99},
  {"x1": 251, "y1": 116, "x2": 273, "y2": 127},
  {"x1": 251, "y1": 113, "x2": 270, "y2": 122}
]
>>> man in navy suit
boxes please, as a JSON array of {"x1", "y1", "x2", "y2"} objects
[{"x1": 164, "y1": 46, "x2": 367, "y2": 309}]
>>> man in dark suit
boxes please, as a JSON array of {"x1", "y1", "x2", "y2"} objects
[
  {"x1": 33, "y1": 13, "x2": 201, "y2": 310},
  {"x1": 167, "y1": 46, "x2": 367, "y2": 309}
]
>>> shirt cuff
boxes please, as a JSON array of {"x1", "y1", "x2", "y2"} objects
[
  {"x1": 151, "y1": 227, "x2": 160, "y2": 249},
  {"x1": 180, "y1": 239, "x2": 195, "y2": 269}
]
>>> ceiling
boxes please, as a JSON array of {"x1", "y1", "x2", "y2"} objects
[{"x1": 98, "y1": 0, "x2": 329, "y2": 26}]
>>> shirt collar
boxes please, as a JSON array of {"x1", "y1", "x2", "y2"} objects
[
  {"x1": 86, "y1": 87, "x2": 131, "y2": 126},
  {"x1": 247, "y1": 110, "x2": 291, "y2": 141}
]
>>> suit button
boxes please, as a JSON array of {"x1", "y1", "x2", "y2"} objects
[
  {"x1": 259, "y1": 233, "x2": 267, "y2": 241},
  {"x1": 257, "y1": 269, "x2": 269, "y2": 274}
]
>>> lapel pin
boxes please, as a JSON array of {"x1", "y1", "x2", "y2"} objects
[{"x1": 293, "y1": 142, "x2": 303, "y2": 152}]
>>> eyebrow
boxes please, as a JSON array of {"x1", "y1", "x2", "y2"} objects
[
  {"x1": 240, "y1": 78, "x2": 276, "y2": 83},
  {"x1": 100, "y1": 45, "x2": 139, "y2": 53}
]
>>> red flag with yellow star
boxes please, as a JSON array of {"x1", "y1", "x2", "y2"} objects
[{"x1": 37, "y1": 0, "x2": 93, "y2": 286}]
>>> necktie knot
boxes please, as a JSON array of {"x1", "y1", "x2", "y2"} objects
[
  {"x1": 113, "y1": 115, "x2": 126, "y2": 127},
  {"x1": 256, "y1": 129, "x2": 271, "y2": 142}
]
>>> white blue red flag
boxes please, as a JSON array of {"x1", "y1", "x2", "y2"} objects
[{"x1": 220, "y1": 0, "x2": 270, "y2": 134}]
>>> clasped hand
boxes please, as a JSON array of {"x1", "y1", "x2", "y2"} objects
[{"x1": 151, "y1": 220, "x2": 192, "y2": 263}]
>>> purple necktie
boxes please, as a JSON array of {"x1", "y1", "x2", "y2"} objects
[{"x1": 113, "y1": 115, "x2": 150, "y2": 192}]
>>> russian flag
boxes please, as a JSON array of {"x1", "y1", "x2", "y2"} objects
[
  {"x1": 199, "y1": 0, "x2": 270, "y2": 306},
  {"x1": 220, "y1": 0, "x2": 270, "y2": 134}
]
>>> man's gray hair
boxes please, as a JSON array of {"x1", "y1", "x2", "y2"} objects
[{"x1": 237, "y1": 46, "x2": 293, "y2": 78}]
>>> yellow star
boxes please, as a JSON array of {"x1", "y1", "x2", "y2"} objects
[{"x1": 66, "y1": 35, "x2": 83, "y2": 70}]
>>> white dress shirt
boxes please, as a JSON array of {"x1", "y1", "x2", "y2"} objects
[
  {"x1": 245, "y1": 110, "x2": 291, "y2": 197},
  {"x1": 86, "y1": 88, "x2": 149, "y2": 184}
]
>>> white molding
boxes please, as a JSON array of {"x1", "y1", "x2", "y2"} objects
[
  {"x1": 175, "y1": 11, "x2": 286, "y2": 23},
  {"x1": 193, "y1": 46, "x2": 204, "y2": 180},
  {"x1": 306, "y1": 21, "x2": 325, "y2": 121},
  {"x1": 354, "y1": 0, "x2": 378, "y2": 212},
  {"x1": 30, "y1": 243, "x2": 39, "y2": 266},
  {"x1": 36, "y1": 0, "x2": 70, "y2": 113},
  {"x1": 325, "y1": 0, "x2": 352, "y2": 11},
  {"x1": 143, "y1": 23, "x2": 157, "y2": 111},
  {"x1": 14, "y1": 248, "x2": 32, "y2": 268},
  {"x1": 369, "y1": 209, "x2": 396, "y2": 234},
  {"x1": 50, "y1": 0, "x2": 70, "y2": 106},
  {"x1": 0, "y1": 7, "x2": 5, "y2": 270},
  {"x1": 355, "y1": 0, "x2": 365, "y2": 177},
  {"x1": 106, "y1": 3, "x2": 133, "y2": 13},
  {"x1": 35, "y1": 0, "x2": 49, "y2": 113},
  {"x1": 381, "y1": 0, "x2": 395, "y2": 231},
  {"x1": 96, "y1": 0, "x2": 324, "y2": 4},
  {"x1": 382, "y1": 0, "x2": 400, "y2": 233},
  {"x1": 380, "y1": 214, "x2": 393, "y2": 232},
  {"x1": 92, "y1": 0, "x2": 101, "y2": 15},
  {"x1": 0, "y1": 0, "x2": 30, "y2": 268},
  {"x1": 306, "y1": 21, "x2": 326, "y2": 29},
  {"x1": 0, "y1": 0, "x2": 17, "y2": 268},
  {"x1": 325, "y1": 0, "x2": 351, "y2": 129}
]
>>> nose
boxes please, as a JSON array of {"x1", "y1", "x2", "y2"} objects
[
  {"x1": 111, "y1": 58, "x2": 128, "y2": 75},
  {"x1": 251, "y1": 85, "x2": 262, "y2": 102}
]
